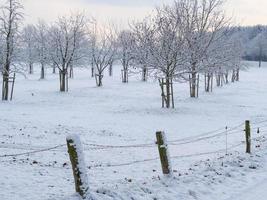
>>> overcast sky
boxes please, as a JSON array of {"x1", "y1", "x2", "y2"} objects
[{"x1": 21, "y1": 0, "x2": 267, "y2": 27}]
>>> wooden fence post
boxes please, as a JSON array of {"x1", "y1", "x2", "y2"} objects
[
  {"x1": 245, "y1": 120, "x2": 251, "y2": 154},
  {"x1": 10, "y1": 73, "x2": 16, "y2": 101},
  {"x1": 66, "y1": 135, "x2": 90, "y2": 199},
  {"x1": 156, "y1": 131, "x2": 171, "y2": 175}
]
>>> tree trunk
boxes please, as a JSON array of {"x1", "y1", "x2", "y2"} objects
[
  {"x1": 95, "y1": 74, "x2": 103, "y2": 87},
  {"x1": 59, "y1": 69, "x2": 68, "y2": 92},
  {"x1": 207, "y1": 74, "x2": 211, "y2": 92},
  {"x1": 142, "y1": 67, "x2": 147, "y2": 82},
  {"x1": 259, "y1": 51, "x2": 262, "y2": 68},
  {"x1": 213, "y1": 73, "x2": 214, "y2": 92},
  {"x1": 52, "y1": 65, "x2": 56, "y2": 74},
  {"x1": 159, "y1": 77, "x2": 174, "y2": 109},
  {"x1": 69, "y1": 65, "x2": 74, "y2": 79},
  {"x1": 29, "y1": 63, "x2": 33, "y2": 74},
  {"x1": 231, "y1": 70, "x2": 235, "y2": 82},
  {"x1": 40, "y1": 64, "x2": 45, "y2": 79},
  {"x1": 190, "y1": 71, "x2": 197, "y2": 98},
  {"x1": 205, "y1": 73, "x2": 213, "y2": 92},
  {"x1": 91, "y1": 66, "x2": 94, "y2": 78},
  {"x1": 122, "y1": 54, "x2": 128, "y2": 83},
  {"x1": 98, "y1": 75, "x2": 102, "y2": 87},
  {"x1": 109, "y1": 63, "x2": 113, "y2": 77},
  {"x1": 2, "y1": 72, "x2": 9, "y2": 101},
  {"x1": 221, "y1": 74, "x2": 224, "y2": 86},
  {"x1": 236, "y1": 68, "x2": 240, "y2": 81},
  {"x1": 165, "y1": 77, "x2": 170, "y2": 108},
  {"x1": 3, "y1": 30, "x2": 11, "y2": 101},
  {"x1": 225, "y1": 72, "x2": 229, "y2": 84},
  {"x1": 216, "y1": 73, "x2": 224, "y2": 87},
  {"x1": 122, "y1": 69, "x2": 128, "y2": 83},
  {"x1": 216, "y1": 74, "x2": 220, "y2": 87}
]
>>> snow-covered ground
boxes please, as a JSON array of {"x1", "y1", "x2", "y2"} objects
[{"x1": 0, "y1": 61, "x2": 267, "y2": 200}]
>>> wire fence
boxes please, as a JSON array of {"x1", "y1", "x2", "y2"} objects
[
  {"x1": 82, "y1": 142, "x2": 156, "y2": 149},
  {"x1": 0, "y1": 144, "x2": 65, "y2": 158},
  {"x1": 88, "y1": 142, "x2": 245, "y2": 169},
  {"x1": 1, "y1": 120, "x2": 267, "y2": 169}
]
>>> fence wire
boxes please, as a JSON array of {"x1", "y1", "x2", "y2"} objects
[
  {"x1": 251, "y1": 119, "x2": 267, "y2": 125},
  {"x1": 0, "y1": 144, "x2": 65, "y2": 158},
  {"x1": 82, "y1": 142, "x2": 156, "y2": 149},
  {"x1": 82, "y1": 121, "x2": 245, "y2": 150},
  {"x1": 88, "y1": 142, "x2": 244, "y2": 169}
]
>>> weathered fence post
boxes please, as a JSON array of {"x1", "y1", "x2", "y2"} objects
[
  {"x1": 156, "y1": 131, "x2": 172, "y2": 175},
  {"x1": 245, "y1": 120, "x2": 251, "y2": 154},
  {"x1": 66, "y1": 135, "x2": 90, "y2": 199}
]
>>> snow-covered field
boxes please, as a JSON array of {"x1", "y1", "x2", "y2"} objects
[{"x1": 0, "y1": 61, "x2": 267, "y2": 200}]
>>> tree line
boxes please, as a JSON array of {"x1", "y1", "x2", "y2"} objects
[{"x1": 232, "y1": 25, "x2": 267, "y2": 67}]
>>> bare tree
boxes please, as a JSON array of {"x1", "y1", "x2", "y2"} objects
[
  {"x1": 34, "y1": 20, "x2": 49, "y2": 79},
  {"x1": 203, "y1": 29, "x2": 242, "y2": 90},
  {"x1": 21, "y1": 24, "x2": 36, "y2": 74},
  {"x1": 108, "y1": 56, "x2": 115, "y2": 77},
  {"x1": 132, "y1": 6, "x2": 186, "y2": 108},
  {"x1": 0, "y1": 0, "x2": 23, "y2": 100},
  {"x1": 91, "y1": 27, "x2": 116, "y2": 87},
  {"x1": 89, "y1": 19, "x2": 97, "y2": 78},
  {"x1": 228, "y1": 32, "x2": 243, "y2": 82},
  {"x1": 175, "y1": 0, "x2": 229, "y2": 98},
  {"x1": 131, "y1": 21, "x2": 152, "y2": 82},
  {"x1": 117, "y1": 30, "x2": 135, "y2": 83},
  {"x1": 48, "y1": 13, "x2": 87, "y2": 92}
]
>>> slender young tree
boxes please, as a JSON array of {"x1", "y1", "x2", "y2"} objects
[
  {"x1": 175, "y1": 0, "x2": 229, "y2": 98},
  {"x1": 21, "y1": 25, "x2": 36, "y2": 74},
  {"x1": 132, "y1": 6, "x2": 187, "y2": 108},
  {"x1": 117, "y1": 30, "x2": 135, "y2": 83},
  {"x1": 203, "y1": 29, "x2": 243, "y2": 90},
  {"x1": 48, "y1": 13, "x2": 87, "y2": 92},
  {"x1": 131, "y1": 21, "x2": 152, "y2": 82},
  {"x1": 0, "y1": 0, "x2": 23, "y2": 100},
  {"x1": 89, "y1": 20, "x2": 97, "y2": 78},
  {"x1": 34, "y1": 20, "x2": 49, "y2": 79},
  {"x1": 91, "y1": 27, "x2": 116, "y2": 87}
]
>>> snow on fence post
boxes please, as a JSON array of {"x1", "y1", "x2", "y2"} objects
[
  {"x1": 245, "y1": 120, "x2": 251, "y2": 154},
  {"x1": 156, "y1": 131, "x2": 172, "y2": 175},
  {"x1": 66, "y1": 135, "x2": 91, "y2": 199}
]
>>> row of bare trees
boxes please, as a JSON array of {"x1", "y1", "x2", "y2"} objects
[
  {"x1": 0, "y1": 0, "x2": 244, "y2": 107},
  {"x1": 128, "y1": 0, "x2": 243, "y2": 108},
  {"x1": 20, "y1": 15, "x2": 88, "y2": 92},
  {"x1": 20, "y1": 15, "x2": 116, "y2": 91}
]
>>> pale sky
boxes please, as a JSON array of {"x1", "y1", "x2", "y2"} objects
[{"x1": 21, "y1": 0, "x2": 267, "y2": 27}]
